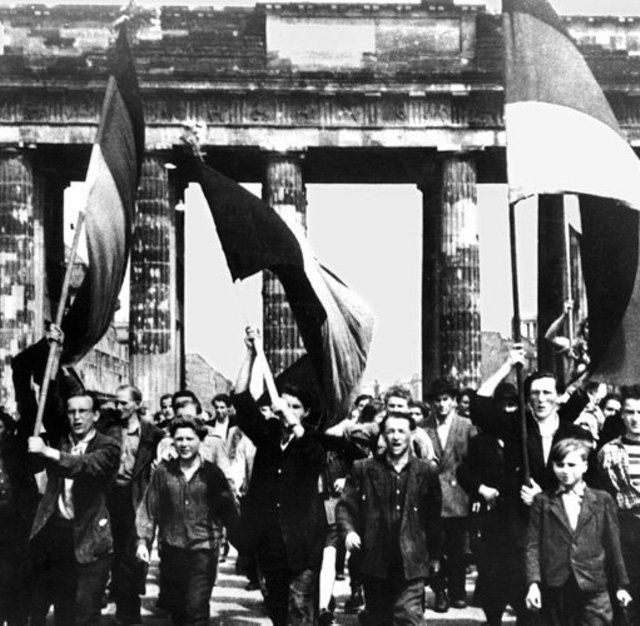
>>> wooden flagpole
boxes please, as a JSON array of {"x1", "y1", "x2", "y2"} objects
[
  {"x1": 509, "y1": 200, "x2": 531, "y2": 486},
  {"x1": 33, "y1": 210, "x2": 86, "y2": 436},
  {"x1": 564, "y1": 208, "x2": 575, "y2": 344}
]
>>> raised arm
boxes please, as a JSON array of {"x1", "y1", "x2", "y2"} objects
[
  {"x1": 477, "y1": 345, "x2": 525, "y2": 399},
  {"x1": 543, "y1": 300, "x2": 572, "y2": 351},
  {"x1": 234, "y1": 327, "x2": 261, "y2": 399}
]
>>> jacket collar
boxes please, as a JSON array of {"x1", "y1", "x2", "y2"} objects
[{"x1": 548, "y1": 485, "x2": 596, "y2": 535}]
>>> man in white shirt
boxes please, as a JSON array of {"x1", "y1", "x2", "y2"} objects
[{"x1": 424, "y1": 378, "x2": 476, "y2": 613}]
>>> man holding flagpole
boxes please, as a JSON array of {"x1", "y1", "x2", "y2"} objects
[
  {"x1": 233, "y1": 327, "x2": 328, "y2": 625},
  {"x1": 27, "y1": 390, "x2": 119, "y2": 626}
]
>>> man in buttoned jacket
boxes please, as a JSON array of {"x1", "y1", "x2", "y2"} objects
[
  {"x1": 424, "y1": 378, "x2": 476, "y2": 611},
  {"x1": 28, "y1": 390, "x2": 120, "y2": 626},
  {"x1": 337, "y1": 411, "x2": 443, "y2": 625}
]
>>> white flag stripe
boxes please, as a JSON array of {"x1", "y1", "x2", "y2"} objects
[{"x1": 506, "y1": 101, "x2": 640, "y2": 210}]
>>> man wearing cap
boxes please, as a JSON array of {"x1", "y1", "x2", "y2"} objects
[{"x1": 424, "y1": 378, "x2": 476, "y2": 612}]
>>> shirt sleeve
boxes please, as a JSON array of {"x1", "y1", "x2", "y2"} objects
[{"x1": 136, "y1": 466, "x2": 162, "y2": 548}]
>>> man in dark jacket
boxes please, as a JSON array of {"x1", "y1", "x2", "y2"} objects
[
  {"x1": 28, "y1": 390, "x2": 120, "y2": 626},
  {"x1": 232, "y1": 328, "x2": 330, "y2": 626},
  {"x1": 337, "y1": 411, "x2": 442, "y2": 626},
  {"x1": 102, "y1": 384, "x2": 164, "y2": 625}
]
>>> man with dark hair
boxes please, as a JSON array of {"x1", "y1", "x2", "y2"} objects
[
  {"x1": 232, "y1": 328, "x2": 334, "y2": 625},
  {"x1": 599, "y1": 393, "x2": 624, "y2": 446},
  {"x1": 598, "y1": 384, "x2": 640, "y2": 626},
  {"x1": 28, "y1": 391, "x2": 120, "y2": 625},
  {"x1": 424, "y1": 377, "x2": 476, "y2": 612},
  {"x1": 210, "y1": 392, "x2": 232, "y2": 428},
  {"x1": 457, "y1": 388, "x2": 476, "y2": 419},
  {"x1": 136, "y1": 418, "x2": 239, "y2": 625},
  {"x1": 352, "y1": 394, "x2": 373, "y2": 420},
  {"x1": 337, "y1": 411, "x2": 442, "y2": 625},
  {"x1": 155, "y1": 393, "x2": 175, "y2": 432},
  {"x1": 103, "y1": 384, "x2": 163, "y2": 625}
]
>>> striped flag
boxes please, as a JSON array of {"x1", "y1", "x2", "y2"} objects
[
  {"x1": 504, "y1": 0, "x2": 640, "y2": 383},
  {"x1": 194, "y1": 161, "x2": 375, "y2": 423},
  {"x1": 61, "y1": 26, "x2": 145, "y2": 364}
]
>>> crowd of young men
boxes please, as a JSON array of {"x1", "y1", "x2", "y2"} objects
[{"x1": 0, "y1": 327, "x2": 639, "y2": 625}]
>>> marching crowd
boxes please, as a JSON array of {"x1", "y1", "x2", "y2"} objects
[{"x1": 0, "y1": 324, "x2": 639, "y2": 626}]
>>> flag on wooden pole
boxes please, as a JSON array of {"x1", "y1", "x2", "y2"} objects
[
  {"x1": 504, "y1": 0, "x2": 640, "y2": 383},
  {"x1": 61, "y1": 25, "x2": 145, "y2": 364}
]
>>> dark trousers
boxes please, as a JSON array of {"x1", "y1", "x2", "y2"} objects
[
  {"x1": 347, "y1": 548, "x2": 363, "y2": 589},
  {"x1": 474, "y1": 510, "x2": 527, "y2": 625},
  {"x1": 30, "y1": 518, "x2": 110, "y2": 626},
  {"x1": 435, "y1": 516, "x2": 468, "y2": 601},
  {"x1": 362, "y1": 574, "x2": 426, "y2": 625},
  {"x1": 0, "y1": 529, "x2": 30, "y2": 625},
  {"x1": 540, "y1": 576, "x2": 612, "y2": 626},
  {"x1": 616, "y1": 514, "x2": 640, "y2": 626},
  {"x1": 257, "y1": 522, "x2": 317, "y2": 626},
  {"x1": 162, "y1": 544, "x2": 219, "y2": 626},
  {"x1": 107, "y1": 484, "x2": 146, "y2": 622}
]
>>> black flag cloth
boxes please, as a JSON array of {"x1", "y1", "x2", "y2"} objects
[{"x1": 194, "y1": 161, "x2": 374, "y2": 422}]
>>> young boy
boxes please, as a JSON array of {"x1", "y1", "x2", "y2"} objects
[
  {"x1": 135, "y1": 418, "x2": 238, "y2": 625},
  {"x1": 525, "y1": 438, "x2": 631, "y2": 625}
]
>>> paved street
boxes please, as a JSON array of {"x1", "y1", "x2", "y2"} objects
[{"x1": 89, "y1": 547, "x2": 516, "y2": 625}]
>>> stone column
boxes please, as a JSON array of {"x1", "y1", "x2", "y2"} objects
[
  {"x1": 34, "y1": 165, "x2": 68, "y2": 324},
  {"x1": 262, "y1": 152, "x2": 307, "y2": 375},
  {"x1": 0, "y1": 151, "x2": 42, "y2": 411},
  {"x1": 130, "y1": 155, "x2": 182, "y2": 410},
  {"x1": 421, "y1": 154, "x2": 481, "y2": 392},
  {"x1": 537, "y1": 195, "x2": 568, "y2": 382}
]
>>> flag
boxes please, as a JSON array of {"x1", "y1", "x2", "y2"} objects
[
  {"x1": 503, "y1": 0, "x2": 640, "y2": 209},
  {"x1": 61, "y1": 26, "x2": 145, "y2": 364},
  {"x1": 504, "y1": 0, "x2": 640, "y2": 383},
  {"x1": 194, "y1": 161, "x2": 375, "y2": 422}
]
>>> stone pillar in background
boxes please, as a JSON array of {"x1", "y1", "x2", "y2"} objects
[
  {"x1": 130, "y1": 155, "x2": 182, "y2": 410},
  {"x1": 0, "y1": 151, "x2": 43, "y2": 411},
  {"x1": 420, "y1": 162, "x2": 442, "y2": 393},
  {"x1": 537, "y1": 195, "x2": 568, "y2": 383},
  {"x1": 421, "y1": 154, "x2": 481, "y2": 393},
  {"x1": 34, "y1": 164, "x2": 68, "y2": 324},
  {"x1": 262, "y1": 152, "x2": 306, "y2": 376}
]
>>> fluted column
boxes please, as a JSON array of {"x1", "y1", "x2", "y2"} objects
[
  {"x1": 130, "y1": 155, "x2": 181, "y2": 409},
  {"x1": 262, "y1": 152, "x2": 307, "y2": 375},
  {"x1": 0, "y1": 151, "x2": 42, "y2": 411},
  {"x1": 421, "y1": 154, "x2": 481, "y2": 391}
]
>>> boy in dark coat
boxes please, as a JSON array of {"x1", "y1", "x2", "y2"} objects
[{"x1": 525, "y1": 438, "x2": 631, "y2": 625}]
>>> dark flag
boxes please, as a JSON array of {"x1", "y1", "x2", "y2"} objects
[
  {"x1": 194, "y1": 161, "x2": 374, "y2": 422},
  {"x1": 61, "y1": 26, "x2": 145, "y2": 364},
  {"x1": 504, "y1": 0, "x2": 640, "y2": 383}
]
